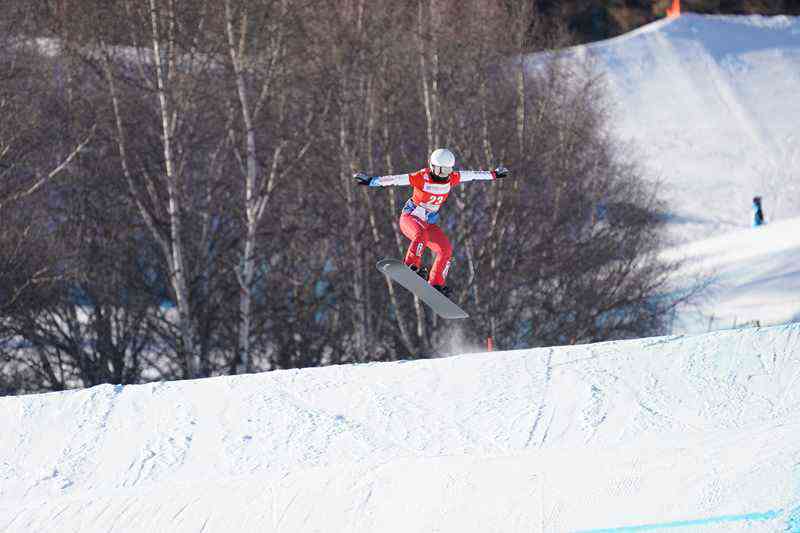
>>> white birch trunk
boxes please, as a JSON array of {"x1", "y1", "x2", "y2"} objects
[
  {"x1": 224, "y1": 0, "x2": 294, "y2": 372},
  {"x1": 149, "y1": 0, "x2": 197, "y2": 377},
  {"x1": 224, "y1": 0, "x2": 259, "y2": 374}
]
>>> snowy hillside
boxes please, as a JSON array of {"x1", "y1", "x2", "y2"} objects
[
  {"x1": 569, "y1": 13, "x2": 800, "y2": 240},
  {"x1": 2, "y1": 324, "x2": 800, "y2": 532},
  {"x1": 560, "y1": 13, "x2": 800, "y2": 333},
  {"x1": 663, "y1": 216, "x2": 800, "y2": 333}
]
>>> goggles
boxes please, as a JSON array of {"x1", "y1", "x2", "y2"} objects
[{"x1": 432, "y1": 165, "x2": 453, "y2": 178}]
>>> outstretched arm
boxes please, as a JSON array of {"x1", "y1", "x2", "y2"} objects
[
  {"x1": 459, "y1": 166, "x2": 510, "y2": 183},
  {"x1": 353, "y1": 172, "x2": 411, "y2": 187}
]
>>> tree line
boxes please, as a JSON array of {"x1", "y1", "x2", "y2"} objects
[{"x1": 0, "y1": 0, "x2": 694, "y2": 395}]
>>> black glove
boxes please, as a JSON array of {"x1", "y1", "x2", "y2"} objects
[
  {"x1": 493, "y1": 166, "x2": 510, "y2": 179},
  {"x1": 353, "y1": 172, "x2": 373, "y2": 186}
]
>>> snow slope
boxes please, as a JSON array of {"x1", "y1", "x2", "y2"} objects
[
  {"x1": 560, "y1": 13, "x2": 800, "y2": 333},
  {"x1": 663, "y1": 216, "x2": 800, "y2": 333},
  {"x1": 2, "y1": 324, "x2": 800, "y2": 532},
  {"x1": 570, "y1": 14, "x2": 800, "y2": 239}
]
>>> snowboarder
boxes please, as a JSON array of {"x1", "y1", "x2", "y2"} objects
[
  {"x1": 752, "y1": 196, "x2": 765, "y2": 227},
  {"x1": 354, "y1": 148, "x2": 509, "y2": 297}
]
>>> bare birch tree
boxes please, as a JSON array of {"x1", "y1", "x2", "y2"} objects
[
  {"x1": 72, "y1": 0, "x2": 228, "y2": 378},
  {"x1": 220, "y1": 0, "x2": 317, "y2": 373}
]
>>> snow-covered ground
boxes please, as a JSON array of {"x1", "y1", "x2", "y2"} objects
[
  {"x1": 2, "y1": 12, "x2": 800, "y2": 533},
  {"x1": 576, "y1": 13, "x2": 800, "y2": 239},
  {"x1": 2, "y1": 324, "x2": 800, "y2": 532},
  {"x1": 568, "y1": 13, "x2": 800, "y2": 333},
  {"x1": 663, "y1": 216, "x2": 800, "y2": 333}
]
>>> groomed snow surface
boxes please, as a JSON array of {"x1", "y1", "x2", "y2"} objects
[
  {"x1": 2, "y1": 325, "x2": 800, "y2": 532},
  {"x1": 663, "y1": 216, "x2": 800, "y2": 334},
  {"x1": 3, "y1": 13, "x2": 800, "y2": 533},
  {"x1": 575, "y1": 13, "x2": 800, "y2": 239},
  {"x1": 575, "y1": 12, "x2": 800, "y2": 333}
]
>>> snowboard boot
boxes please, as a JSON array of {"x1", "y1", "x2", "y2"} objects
[
  {"x1": 432, "y1": 284, "x2": 452, "y2": 298},
  {"x1": 409, "y1": 264, "x2": 429, "y2": 280}
]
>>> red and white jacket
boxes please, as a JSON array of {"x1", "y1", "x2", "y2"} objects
[{"x1": 369, "y1": 167, "x2": 497, "y2": 223}]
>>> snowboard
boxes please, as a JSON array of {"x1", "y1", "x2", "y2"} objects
[{"x1": 376, "y1": 258, "x2": 469, "y2": 320}]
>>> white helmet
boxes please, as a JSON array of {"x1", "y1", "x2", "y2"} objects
[{"x1": 429, "y1": 148, "x2": 455, "y2": 179}]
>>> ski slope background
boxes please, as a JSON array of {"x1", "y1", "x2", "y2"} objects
[
  {"x1": 573, "y1": 13, "x2": 800, "y2": 236},
  {"x1": 3, "y1": 12, "x2": 800, "y2": 533},
  {"x1": 566, "y1": 13, "x2": 800, "y2": 334}
]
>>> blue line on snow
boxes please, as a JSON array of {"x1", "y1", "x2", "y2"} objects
[
  {"x1": 575, "y1": 509, "x2": 783, "y2": 532},
  {"x1": 786, "y1": 506, "x2": 800, "y2": 533}
]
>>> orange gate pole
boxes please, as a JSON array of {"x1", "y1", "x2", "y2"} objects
[{"x1": 666, "y1": 0, "x2": 681, "y2": 18}]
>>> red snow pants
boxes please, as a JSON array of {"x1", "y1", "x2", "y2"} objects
[{"x1": 399, "y1": 213, "x2": 452, "y2": 286}]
